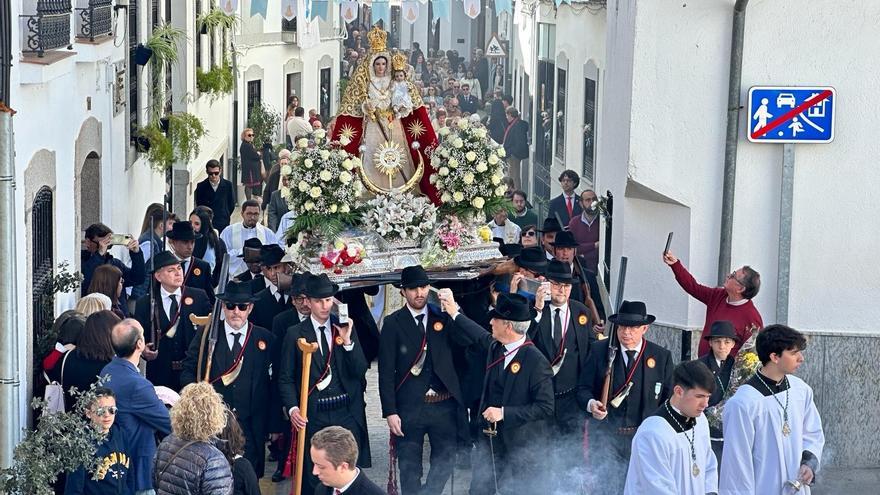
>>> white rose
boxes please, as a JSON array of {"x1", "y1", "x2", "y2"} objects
[
  {"x1": 471, "y1": 197, "x2": 485, "y2": 209},
  {"x1": 330, "y1": 204, "x2": 338, "y2": 213},
  {"x1": 319, "y1": 170, "x2": 333, "y2": 182},
  {"x1": 496, "y1": 147, "x2": 506, "y2": 158},
  {"x1": 440, "y1": 149, "x2": 450, "y2": 158},
  {"x1": 439, "y1": 127, "x2": 450, "y2": 136},
  {"x1": 466, "y1": 151, "x2": 477, "y2": 162},
  {"x1": 429, "y1": 174, "x2": 438, "y2": 185},
  {"x1": 453, "y1": 191, "x2": 464, "y2": 202},
  {"x1": 304, "y1": 200, "x2": 315, "y2": 211},
  {"x1": 488, "y1": 154, "x2": 500, "y2": 165},
  {"x1": 453, "y1": 138, "x2": 464, "y2": 149},
  {"x1": 474, "y1": 128, "x2": 487, "y2": 139},
  {"x1": 320, "y1": 150, "x2": 331, "y2": 161},
  {"x1": 441, "y1": 192, "x2": 452, "y2": 203},
  {"x1": 280, "y1": 165, "x2": 292, "y2": 176},
  {"x1": 463, "y1": 172, "x2": 475, "y2": 185},
  {"x1": 352, "y1": 157, "x2": 363, "y2": 167},
  {"x1": 309, "y1": 186, "x2": 322, "y2": 198},
  {"x1": 342, "y1": 159, "x2": 354, "y2": 170},
  {"x1": 496, "y1": 185, "x2": 508, "y2": 196},
  {"x1": 476, "y1": 162, "x2": 488, "y2": 173},
  {"x1": 448, "y1": 159, "x2": 459, "y2": 169},
  {"x1": 314, "y1": 129, "x2": 327, "y2": 139},
  {"x1": 339, "y1": 171, "x2": 352, "y2": 184},
  {"x1": 439, "y1": 167, "x2": 450, "y2": 177},
  {"x1": 457, "y1": 118, "x2": 469, "y2": 129},
  {"x1": 297, "y1": 138, "x2": 308, "y2": 149},
  {"x1": 298, "y1": 180, "x2": 309, "y2": 192},
  {"x1": 491, "y1": 174, "x2": 501, "y2": 186},
  {"x1": 304, "y1": 158, "x2": 314, "y2": 169},
  {"x1": 339, "y1": 204, "x2": 350, "y2": 213},
  {"x1": 339, "y1": 136, "x2": 351, "y2": 146}
]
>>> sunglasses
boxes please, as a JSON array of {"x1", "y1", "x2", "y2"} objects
[
  {"x1": 207, "y1": 171, "x2": 220, "y2": 176},
  {"x1": 94, "y1": 406, "x2": 118, "y2": 417},
  {"x1": 523, "y1": 231, "x2": 537, "y2": 237},
  {"x1": 246, "y1": 134, "x2": 254, "y2": 137},
  {"x1": 225, "y1": 302, "x2": 250, "y2": 311}
]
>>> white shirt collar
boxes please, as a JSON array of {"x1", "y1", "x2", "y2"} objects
[
  {"x1": 266, "y1": 279, "x2": 281, "y2": 298},
  {"x1": 549, "y1": 302, "x2": 568, "y2": 313},
  {"x1": 622, "y1": 339, "x2": 643, "y2": 354},
  {"x1": 504, "y1": 334, "x2": 528, "y2": 353},
  {"x1": 224, "y1": 321, "x2": 248, "y2": 335},
  {"x1": 726, "y1": 297, "x2": 748, "y2": 306},
  {"x1": 160, "y1": 286, "x2": 182, "y2": 300},
  {"x1": 406, "y1": 304, "x2": 428, "y2": 321},
  {"x1": 337, "y1": 468, "x2": 361, "y2": 493},
  {"x1": 310, "y1": 315, "x2": 331, "y2": 332},
  {"x1": 298, "y1": 311, "x2": 309, "y2": 321}
]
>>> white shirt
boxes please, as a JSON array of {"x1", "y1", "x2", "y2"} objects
[
  {"x1": 298, "y1": 311, "x2": 309, "y2": 322},
  {"x1": 224, "y1": 321, "x2": 248, "y2": 351},
  {"x1": 337, "y1": 468, "x2": 361, "y2": 493},
  {"x1": 503, "y1": 334, "x2": 528, "y2": 368},
  {"x1": 160, "y1": 286, "x2": 182, "y2": 319},
  {"x1": 488, "y1": 220, "x2": 522, "y2": 244},
  {"x1": 219, "y1": 222, "x2": 281, "y2": 277},
  {"x1": 275, "y1": 210, "x2": 298, "y2": 242},
  {"x1": 580, "y1": 212, "x2": 598, "y2": 228},
  {"x1": 407, "y1": 304, "x2": 428, "y2": 330},
  {"x1": 310, "y1": 316, "x2": 334, "y2": 355},
  {"x1": 266, "y1": 279, "x2": 285, "y2": 304},
  {"x1": 287, "y1": 117, "x2": 313, "y2": 141},
  {"x1": 622, "y1": 339, "x2": 644, "y2": 367},
  {"x1": 179, "y1": 256, "x2": 192, "y2": 276}
]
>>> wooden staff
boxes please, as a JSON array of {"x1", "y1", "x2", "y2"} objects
[{"x1": 294, "y1": 338, "x2": 319, "y2": 495}]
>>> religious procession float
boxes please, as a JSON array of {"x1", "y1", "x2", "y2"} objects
[{"x1": 280, "y1": 26, "x2": 509, "y2": 284}]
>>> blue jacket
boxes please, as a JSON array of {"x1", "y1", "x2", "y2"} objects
[{"x1": 101, "y1": 357, "x2": 172, "y2": 492}]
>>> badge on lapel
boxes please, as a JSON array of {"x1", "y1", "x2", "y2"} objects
[
  {"x1": 184, "y1": 297, "x2": 193, "y2": 306},
  {"x1": 578, "y1": 314, "x2": 588, "y2": 325},
  {"x1": 257, "y1": 340, "x2": 267, "y2": 351},
  {"x1": 646, "y1": 357, "x2": 656, "y2": 369},
  {"x1": 510, "y1": 362, "x2": 521, "y2": 374},
  {"x1": 335, "y1": 336, "x2": 344, "y2": 346},
  {"x1": 433, "y1": 321, "x2": 444, "y2": 332},
  {"x1": 193, "y1": 267, "x2": 202, "y2": 276}
]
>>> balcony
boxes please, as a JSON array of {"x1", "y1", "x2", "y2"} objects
[
  {"x1": 20, "y1": 0, "x2": 73, "y2": 57},
  {"x1": 281, "y1": 17, "x2": 297, "y2": 44},
  {"x1": 75, "y1": 0, "x2": 112, "y2": 42}
]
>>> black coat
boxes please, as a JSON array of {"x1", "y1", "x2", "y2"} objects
[
  {"x1": 698, "y1": 353, "x2": 734, "y2": 408},
  {"x1": 459, "y1": 94, "x2": 480, "y2": 114},
  {"x1": 248, "y1": 287, "x2": 289, "y2": 333},
  {"x1": 576, "y1": 338, "x2": 674, "y2": 428},
  {"x1": 47, "y1": 349, "x2": 111, "y2": 411},
  {"x1": 502, "y1": 119, "x2": 530, "y2": 159},
  {"x1": 336, "y1": 286, "x2": 381, "y2": 363},
  {"x1": 268, "y1": 307, "x2": 308, "y2": 433},
  {"x1": 278, "y1": 316, "x2": 371, "y2": 466},
  {"x1": 313, "y1": 470, "x2": 384, "y2": 495},
  {"x1": 182, "y1": 257, "x2": 216, "y2": 304},
  {"x1": 194, "y1": 178, "x2": 236, "y2": 233},
  {"x1": 378, "y1": 305, "x2": 469, "y2": 419},
  {"x1": 134, "y1": 286, "x2": 211, "y2": 391},
  {"x1": 528, "y1": 299, "x2": 596, "y2": 391},
  {"x1": 237, "y1": 271, "x2": 266, "y2": 294},
  {"x1": 153, "y1": 434, "x2": 233, "y2": 495},
  {"x1": 548, "y1": 193, "x2": 583, "y2": 227}
]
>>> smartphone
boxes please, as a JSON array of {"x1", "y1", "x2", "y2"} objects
[
  {"x1": 332, "y1": 298, "x2": 350, "y2": 326},
  {"x1": 663, "y1": 232, "x2": 674, "y2": 256},
  {"x1": 541, "y1": 281, "x2": 552, "y2": 302},
  {"x1": 109, "y1": 233, "x2": 133, "y2": 246},
  {"x1": 427, "y1": 286, "x2": 442, "y2": 308}
]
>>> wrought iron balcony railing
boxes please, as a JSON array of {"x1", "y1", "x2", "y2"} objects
[
  {"x1": 76, "y1": 0, "x2": 112, "y2": 42},
  {"x1": 20, "y1": 0, "x2": 73, "y2": 57}
]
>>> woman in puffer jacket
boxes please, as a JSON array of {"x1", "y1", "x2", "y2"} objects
[{"x1": 153, "y1": 382, "x2": 233, "y2": 494}]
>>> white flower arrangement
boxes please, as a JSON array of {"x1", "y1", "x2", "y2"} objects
[
  {"x1": 361, "y1": 191, "x2": 438, "y2": 242},
  {"x1": 428, "y1": 119, "x2": 510, "y2": 217}
]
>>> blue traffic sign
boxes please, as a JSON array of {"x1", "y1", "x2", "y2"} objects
[{"x1": 747, "y1": 86, "x2": 836, "y2": 143}]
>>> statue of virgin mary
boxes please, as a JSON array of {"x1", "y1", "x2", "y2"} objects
[{"x1": 332, "y1": 26, "x2": 440, "y2": 204}]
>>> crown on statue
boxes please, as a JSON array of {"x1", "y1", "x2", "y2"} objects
[
  {"x1": 391, "y1": 52, "x2": 407, "y2": 72},
  {"x1": 367, "y1": 26, "x2": 388, "y2": 53}
]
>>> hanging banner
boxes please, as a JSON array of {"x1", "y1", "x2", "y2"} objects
[
  {"x1": 250, "y1": 0, "x2": 268, "y2": 18},
  {"x1": 417, "y1": 0, "x2": 428, "y2": 4},
  {"x1": 463, "y1": 0, "x2": 481, "y2": 20},
  {"x1": 222, "y1": 0, "x2": 238, "y2": 15},
  {"x1": 495, "y1": 0, "x2": 512, "y2": 14},
  {"x1": 402, "y1": 0, "x2": 419, "y2": 24},
  {"x1": 340, "y1": 0, "x2": 359, "y2": 23},
  {"x1": 372, "y1": 0, "x2": 391, "y2": 26},
  {"x1": 433, "y1": 0, "x2": 450, "y2": 20},
  {"x1": 311, "y1": 0, "x2": 329, "y2": 20},
  {"x1": 281, "y1": 0, "x2": 297, "y2": 20}
]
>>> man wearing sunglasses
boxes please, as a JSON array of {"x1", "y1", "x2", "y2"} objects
[
  {"x1": 194, "y1": 159, "x2": 235, "y2": 233},
  {"x1": 182, "y1": 280, "x2": 276, "y2": 479},
  {"x1": 663, "y1": 250, "x2": 763, "y2": 358}
]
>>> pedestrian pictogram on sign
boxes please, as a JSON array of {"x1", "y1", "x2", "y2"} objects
[
  {"x1": 747, "y1": 86, "x2": 836, "y2": 143},
  {"x1": 486, "y1": 34, "x2": 507, "y2": 58}
]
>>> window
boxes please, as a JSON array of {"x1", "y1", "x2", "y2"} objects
[
  {"x1": 128, "y1": 0, "x2": 140, "y2": 140},
  {"x1": 247, "y1": 80, "x2": 262, "y2": 118},
  {"x1": 195, "y1": 0, "x2": 202, "y2": 70},
  {"x1": 583, "y1": 62, "x2": 599, "y2": 184},
  {"x1": 320, "y1": 68, "x2": 332, "y2": 122},
  {"x1": 555, "y1": 67, "x2": 566, "y2": 160},
  {"x1": 151, "y1": 0, "x2": 159, "y2": 28}
]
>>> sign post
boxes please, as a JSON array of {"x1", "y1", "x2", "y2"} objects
[{"x1": 747, "y1": 86, "x2": 836, "y2": 324}]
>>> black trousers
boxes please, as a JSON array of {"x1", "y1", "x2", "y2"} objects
[
  {"x1": 299, "y1": 407, "x2": 363, "y2": 495},
  {"x1": 238, "y1": 414, "x2": 268, "y2": 478},
  {"x1": 396, "y1": 399, "x2": 458, "y2": 495}
]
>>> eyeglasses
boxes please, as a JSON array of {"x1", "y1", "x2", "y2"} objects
[
  {"x1": 225, "y1": 302, "x2": 250, "y2": 311},
  {"x1": 293, "y1": 296, "x2": 306, "y2": 303},
  {"x1": 523, "y1": 231, "x2": 537, "y2": 237},
  {"x1": 246, "y1": 134, "x2": 254, "y2": 137},
  {"x1": 94, "y1": 406, "x2": 118, "y2": 417},
  {"x1": 727, "y1": 272, "x2": 746, "y2": 286},
  {"x1": 207, "y1": 171, "x2": 220, "y2": 176}
]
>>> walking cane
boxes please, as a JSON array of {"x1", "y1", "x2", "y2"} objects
[{"x1": 293, "y1": 338, "x2": 319, "y2": 495}]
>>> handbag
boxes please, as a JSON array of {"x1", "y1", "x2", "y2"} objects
[{"x1": 42, "y1": 351, "x2": 71, "y2": 415}]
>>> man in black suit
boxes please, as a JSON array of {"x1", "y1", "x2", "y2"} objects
[
  {"x1": 247, "y1": 244, "x2": 289, "y2": 331},
  {"x1": 134, "y1": 251, "x2": 211, "y2": 391},
  {"x1": 279, "y1": 274, "x2": 371, "y2": 494},
  {"x1": 576, "y1": 300, "x2": 674, "y2": 494},
  {"x1": 235, "y1": 238, "x2": 266, "y2": 293},
  {"x1": 181, "y1": 280, "x2": 276, "y2": 478},
  {"x1": 502, "y1": 106, "x2": 530, "y2": 189},
  {"x1": 439, "y1": 291, "x2": 555, "y2": 495},
  {"x1": 458, "y1": 83, "x2": 480, "y2": 114},
  {"x1": 538, "y1": 217, "x2": 562, "y2": 261},
  {"x1": 548, "y1": 170, "x2": 583, "y2": 226},
  {"x1": 194, "y1": 159, "x2": 236, "y2": 233},
  {"x1": 336, "y1": 285, "x2": 381, "y2": 364},
  {"x1": 378, "y1": 266, "x2": 470, "y2": 494},
  {"x1": 311, "y1": 426, "x2": 384, "y2": 495},
  {"x1": 551, "y1": 231, "x2": 605, "y2": 325},
  {"x1": 166, "y1": 221, "x2": 215, "y2": 303}
]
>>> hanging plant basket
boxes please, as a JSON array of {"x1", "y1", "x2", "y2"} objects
[{"x1": 134, "y1": 44, "x2": 153, "y2": 65}]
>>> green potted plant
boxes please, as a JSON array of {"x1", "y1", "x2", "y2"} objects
[
  {"x1": 196, "y1": 62, "x2": 234, "y2": 100},
  {"x1": 246, "y1": 101, "x2": 282, "y2": 149},
  {"x1": 137, "y1": 113, "x2": 207, "y2": 172}
]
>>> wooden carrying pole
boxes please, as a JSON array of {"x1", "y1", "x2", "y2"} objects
[{"x1": 294, "y1": 338, "x2": 319, "y2": 495}]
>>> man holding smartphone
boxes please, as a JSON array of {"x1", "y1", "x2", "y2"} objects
[{"x1": 81, "y1": 222, "x2": 145, "y2": 310}]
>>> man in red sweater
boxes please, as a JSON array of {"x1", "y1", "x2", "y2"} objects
[{"x1": 663, "y1": 251, "x2": 763, "y2": 356}]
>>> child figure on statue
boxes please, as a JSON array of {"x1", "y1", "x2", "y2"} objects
[{"x1": 390, "y1": 54, "x2": 413, "y2": 119}]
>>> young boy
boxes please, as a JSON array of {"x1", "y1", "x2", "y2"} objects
[
  {"x1": 698, "y1": 320, "x2": 738, "y2": 461},
  {"x1": 720, "y1": 324, "x2": 825, "y2": 494},
  {"x1": 65, "y1": 387, "x2": 130, "y2": 494},
  {"x1": 624, "y1": 360, "x2": 718, "y2": 495}
]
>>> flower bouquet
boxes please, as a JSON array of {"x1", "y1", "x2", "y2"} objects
[
  {"x1": 705, "y1": 326, "x2": 762, "y2": 431},
  {"x1": 319, "y1": 240, "x2": 367, "y2": 275},
  {"x1": 283, "y1": 129, "x2": 364, "y2": 240},
  {"x1": 361, "y1": 191, "x2": 438, "y2": 246},
  {"x1": 420, "y1": 215, "x2": 487, "y2": 267},
  {"x1": 429, "y1": 119, "x2": 511, "y2": 218}
]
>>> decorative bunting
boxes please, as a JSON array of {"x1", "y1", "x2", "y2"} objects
[
  {"x1": 340, "y1": 0, "x2": 359, "y2": 23},
  {"x1": 402, "y1": 0, "x2": 419, "y2": 24},
  {"x1": 463, "y1": 0, "x2": 480, "y2": 19},
  {"x1": 222, "y1": 0, "x2": 238, "y2": 15},
  {"x1": 495, "y1": 0, "x2": 512, "y2": 14},
  {"x1": 433, "y1": 0, "x2": 450, "y2": 20},
  {"x1": 311, "y1": 0, "x2": 329, "y2": 20},
  {"x1": 281, "y1": 0, "x2": 297, "y2": 20},
  {"x1": 250, "y1": 0, "x2": 268, "y2": 18},
  {"x1": 372, "y1": 0, "x2": 391, "y2": 27},
  {"x1": 417, "y1": 0, "x2": 428, "y2": 4}
]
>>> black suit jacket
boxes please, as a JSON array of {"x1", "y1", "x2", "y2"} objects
[
  {"x1": 529, "y1": 300, "x2": 596, "y2": 389},
  {"x1": 134, "y1": 286, "x2": 211, "y2": 391},
  {"x1": 502, "y1": 119, "x2": 530, "y2": 159},
  {"x1": 237, "y1": 271, "x2": 267, "y2": 294},
  {"x1": 459, "y1": 94, "x2": 480, "y2": 114},
  {"x1": 313, "y1": 470, "x2": 384, "y2": 495},
  {"x1": 278, "y1": 316, "x2": 371, "y2": 466},
  {"x1": 698, "y1": 353, "x2": 734, "y2": 407},
  {"x1": 548, "y1": 194, "x2": 583, "y2": 227},
  {"x1": 248, "y1": 287, "x2": 289, "y2": 333},
  {"x1": 181, "y1": 257, "x2": 215, "y2": 304},
  {"x1": 268, "y1": 308, "x2": 307, "y2": 432},
  {"x1": 267, "y1": 189, "x2": 290, "y2": 232},
  {"x1": 576, "y1": 338, "x2": 673, "y2": 427},
  {"x1": 194, "y1": 178, "x2": 236, "y2": 232},
  {"x1": 378, "y1": 305, "x2": 470, "y2": 418}
]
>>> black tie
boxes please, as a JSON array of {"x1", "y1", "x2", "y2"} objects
[
  {"x1": 168, "y1": 294, "x2": 178, "y2": 321},
  {"x1": 318, "y1": 325, "x2": 329, "y2": 360},
  {"x1": 231, "y1": 332, "x2": 242, "y2": 357},
  {"x1": 415, "y1": 314, "x2": 426, "y2": 335},
  {"x1": 626, "y1": 350, "x2": 637, "y2": 374},
  {"x1": 553, "y1": 308, "x2": 563, "y2": 347}
]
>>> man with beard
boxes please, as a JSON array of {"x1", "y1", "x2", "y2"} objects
[
  {"x1": 220, "y1": 200, "x2": 281, "y2": 279},
  {"x1": 248, "y1": 245, "x2": 290, "y2": 331},
  {"x1": 166, "y1": 221, "x2": 215, "y2": 303},
  {"x1": 509, "y1": 190, "x2": 538, "y2": 231},
  {"x1": 538, "y1": 217, "x2": 562, "y2": 261}
]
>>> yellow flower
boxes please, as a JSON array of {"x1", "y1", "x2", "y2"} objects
[
  {"x1": 448, "y1": 158, "x2": 459, "y2": 169},
  {"x1": 339, "y1": 204, "x2": 350, "y2": 213},
  {"x1": 478, "y1": 225, "x2": 492, "y2": 242},
  {"x1": 330, "y1": 204, "x2": 338, "y2": 213}
]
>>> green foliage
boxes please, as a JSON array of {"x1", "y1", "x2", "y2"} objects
[
  {"x1": 33, "y1": 262, "x2": 82, "y2": 374},
  {"x1": 246, "y1": 101, "x2": 282, "y2": 149},
  {"x1": 439, "y1": 196, "x2": 513, "y2": 220},
  {"x1": 338, "y1": 77, "x2": 349, "y2": 102},
  {"x1": 146, "y1": 23, "x2": 186, "y2": 120},
  {"x1": 197, "y1": 7, "x2": 239, "y2": 35},
  {"x1": 0, "y1": 380, "x2": 110, "y2": 495},
  {"x1": 286, "y1": 211, "x2": 362, "y2": 244},
  {"x1": 137, "y1": 123, "x2": 173, "y2": 171},
  {"x1": 138, "y1": 113, "x2": 207, "y2": 172},
  {"x1": 196, "y1": 63, "x2": 234, "y2": 100}
]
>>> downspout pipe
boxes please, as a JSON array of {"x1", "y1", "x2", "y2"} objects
[{"x1": 717, "y1": 0, "x2": 750, "y2": 285}]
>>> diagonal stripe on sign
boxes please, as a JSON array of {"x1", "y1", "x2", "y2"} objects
[{"x1": 751, "y1": 90, "x2": 832, "y2": 140}]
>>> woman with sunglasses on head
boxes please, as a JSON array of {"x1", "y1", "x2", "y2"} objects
[
  {"x1": 239, "y1": 128, "x2": 264, "y2": 202},
  {"x1": 65, "y1": 387, "x2": 130, "y2": 495}
]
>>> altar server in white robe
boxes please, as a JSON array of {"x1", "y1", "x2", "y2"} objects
[
  {"x1": 625, "y1": 360, "x2": 718, "y2": 495},
  {"x1": 720, "y1": 324, "x2": 825, "y2": 495}
]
